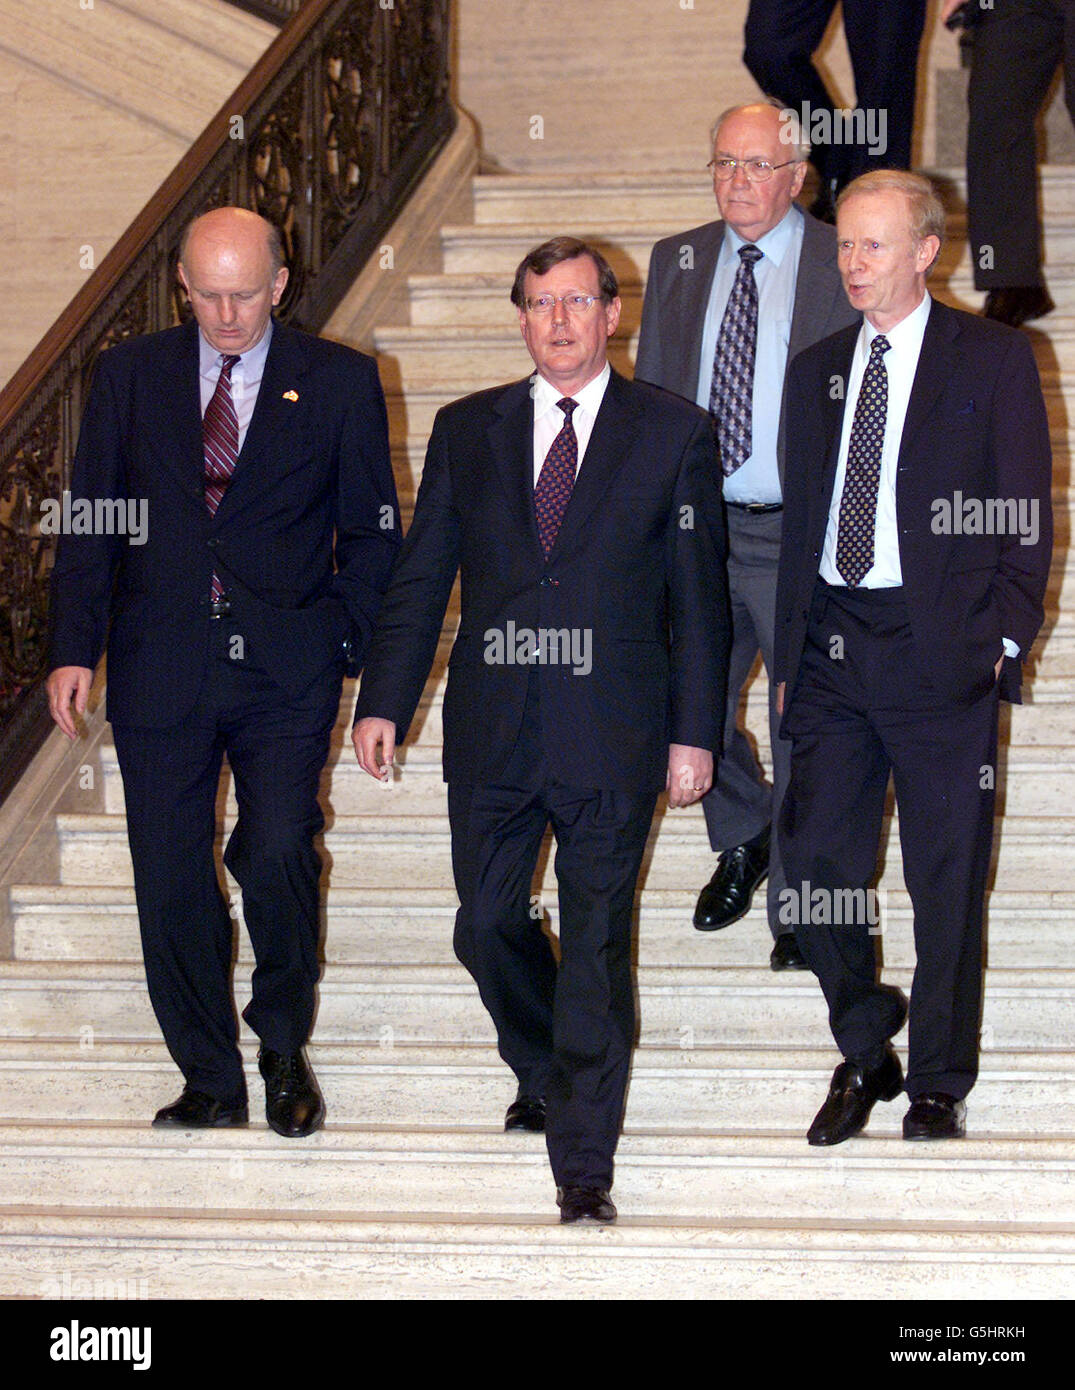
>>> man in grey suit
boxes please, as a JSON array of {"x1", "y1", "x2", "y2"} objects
[{"x1": 635, "y1": 100, "x2": 858, "y2": 968}]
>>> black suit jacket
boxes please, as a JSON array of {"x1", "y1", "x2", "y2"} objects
[
  {"x1": 49, "y1": 319, "x2": 401, "y2": 726},
  {"x1": 355, "y1": 369, "x2": 731, "y2": 795},
  {"x1": 774, "y1": 298, "x2": 1053, "y2": 709},
  {"x1": 634, "y1": 211, "x2": 858, "y2": 477}
]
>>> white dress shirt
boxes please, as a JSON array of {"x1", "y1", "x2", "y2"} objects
[
  {"x1": 820, "y1": 291, "x2": 932, "y2": 588},
  {"x1": 531, "y1": 363, "x2": 611, "y2": 485},
  {"x1": 198, "y1": 320, "x2": 273, "y2": 452}
]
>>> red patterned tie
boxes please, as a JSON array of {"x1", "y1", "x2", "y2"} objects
[
  {"x1": 534, "y1": 397, "x2": 578, "y2": 557},
  {"x1": 203, "y1": 353, "x2": 241, "y2": 602}
]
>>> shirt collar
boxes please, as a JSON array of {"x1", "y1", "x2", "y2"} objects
[
  {"x1": 532, "y1": 360, "x2": 611, "y2": 419},
  {"x1": 198, "y1": 316, "x2": 274, "y2": 376},
  {"x1": 723, "y1": 203, "x2": 801, "y2": 269},
  {"x1": 863, "y1": 290, "x2": 932, "y2": 352}
]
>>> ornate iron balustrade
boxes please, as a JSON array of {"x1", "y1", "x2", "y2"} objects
[
  {"x1": 0, "y1": 0, "x2": 453, "y2": 803},
  {"x1": 224, "y1": 0, "x2": 307, "y2": 24}
]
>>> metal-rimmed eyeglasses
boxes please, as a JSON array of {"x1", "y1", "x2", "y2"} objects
[
  {"x1": 524, "y1": 293, "x2": 602, "y2": 315},
  {"x1": 707, "y1": 157, "x2": 799, "y2": 183}
]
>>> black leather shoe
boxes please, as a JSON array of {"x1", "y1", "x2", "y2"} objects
[
  {"x1": 983, "y1": 286, "x2": 1054, "y2": 327},
  {"x1": 504, "y1": 1092, "x2": 546, "y2": 1132},
  {"x1": 807, "y1": 1046, "x2": 904, "y2": 1146},
  {"x1": 770, "y1": 933, "x2": 809, "y2": 971},
  {"x1": 557, "y1": 1185, "x2": 617, "y2": 1224},
  {"x1": 693, "y1": 825, "x2": 771, "y2": 931},
  {"x1": 152, "y1": 1086, "x2": 248, "y2": 1129},
  {"x1": 903, "y1": 1092, "x2": 966, "y2": 1141},
  {"x1": 259, "y1": 1047, "x2": 325, "y2": 1138}
]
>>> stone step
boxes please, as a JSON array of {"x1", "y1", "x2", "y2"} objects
[
  {"x1": 0, "y1": 962, "x2": 1070, "y2": 1050},
  {"x1": 10, "y1": 883, "x2": 1075, "y2": 971},
  {"x1": 468, "y1": 166, "x2": 1075, "y2": 226},
  {"x1": 0, "y1": 1126, "x2": 1072, "y2": 1228},
  {"x1": 48, "y1": 809, "x2": 1075, "y2": 891},
  {"x1": 0, "y1": 1042, "x2": 1071, "y2": 1134},
  {"x1": 2, "y1": 1211, "x2": 1072, "y2": 1300}
]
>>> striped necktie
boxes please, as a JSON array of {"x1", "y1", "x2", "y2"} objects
[{"x1": 203, "y1": 353, "x2": 241, "y2": 602}]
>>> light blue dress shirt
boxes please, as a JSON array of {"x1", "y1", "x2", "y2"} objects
[{"x1": 696, "y1": 204, "x2": 804, "y2": 504}]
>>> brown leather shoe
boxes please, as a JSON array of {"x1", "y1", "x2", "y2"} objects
[{"x1": 807, "y1": 1045, "x2": 904, "y2": 1146}]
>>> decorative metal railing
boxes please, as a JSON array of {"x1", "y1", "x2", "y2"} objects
[{"x1": 0, "y1": 0, "x2": 452, "y2": 802}]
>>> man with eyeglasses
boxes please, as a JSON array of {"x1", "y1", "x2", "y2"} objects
[
  {"x1": 353, "y1": 236, "x2": 729, "y2": 1224},
  {"x1": 636, "y1": 101, "x2": 857, "y2": 968}
]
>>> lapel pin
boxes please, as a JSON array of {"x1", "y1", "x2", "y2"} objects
[{"x1": 283, "y1": 389, "x2": 299, "y2": 402}]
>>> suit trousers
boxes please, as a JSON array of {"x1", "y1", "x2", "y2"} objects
[
  {"x1": 778, "y1": 581, "x2": 998, "y2": 1101},
  {"x1": 112, "y1": 620, "x2": 341, "y2": 1103},
  {"x1": 447, "y1": 679, "x2": 655, "y2": 1188},
  {"x1": 967, "y1": 0, "x2": 1075, "y2": 289},
  {"x1": 701, "y1": 507, "x2": 791, "y2": 937},
  {"x1": 743, "y1": 0, "x2": 928, "y2": 189}
]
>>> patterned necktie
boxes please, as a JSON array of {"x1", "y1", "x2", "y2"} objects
[
  {"x1": 534, "y1": 397, "x2": 578, "y2": 557},
  {"x1": 203, "y1": 353, "x2": 241, "y2": 602},
  {"x1": 835, "y1": 334, "x2": 891, "y2": 587},
  {"x1": 710, "y1": 243, "x2": 763, "y2": 475}
]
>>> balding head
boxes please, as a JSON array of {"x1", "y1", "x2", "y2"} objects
[
  {"x1": 710, "y1": 102, "x2": 808, "y2": 242},
  {"x1": 177, "y1": 207, "x2": 288, "y2": 355}
]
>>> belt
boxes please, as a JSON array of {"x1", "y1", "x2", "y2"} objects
[
  {"x1": 208, "y1": 597, "x2": 231, "y2": 619},
  {"x1": 725, "y1": 501, "x2": 782, "y2": 513}
]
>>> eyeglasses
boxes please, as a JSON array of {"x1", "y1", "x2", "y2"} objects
[
  {"x1": 524, "y1": 293, "x2": 602, "y2": 315},
  {"x1": 707, "y1": 157, "x2": 799, "y2": 183}
]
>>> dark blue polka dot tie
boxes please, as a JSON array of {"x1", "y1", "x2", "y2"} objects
[
  {"x1": 710, "y1": 243, "x2": 763, "y2": 476},
  {"x1": 835, "y1": 334, "x2": 891, "y2": 587},
  {"x1": 534, "y1": 397, "x2": 577, "y2": 557}
]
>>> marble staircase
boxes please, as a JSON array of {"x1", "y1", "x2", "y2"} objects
[
  {"x1": 0, "y1": 0, "x2": 276, "y2": 388},
  {"x1": 3, "y1": 152, "x2": 1075, "y2": 1298}
]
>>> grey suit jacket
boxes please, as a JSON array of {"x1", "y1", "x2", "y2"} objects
[{"x1": 634, "y1": 210, "x2": 858, "y2": 482}]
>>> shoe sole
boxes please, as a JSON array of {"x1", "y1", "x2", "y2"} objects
[
  {"x1": 693, "y1": 868, "x2": 769, "y2": 932},
  {"x1": 903, "y1": 1128, "x2": 965, "y2": 1141}
]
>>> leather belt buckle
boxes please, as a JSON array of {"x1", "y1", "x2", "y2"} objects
[
  {"x1": 208, "y1": 598, "x2": 231, "y2": 619},
  {"x1": 727, "y1": 500, "x2": 783, "y2": 514}
]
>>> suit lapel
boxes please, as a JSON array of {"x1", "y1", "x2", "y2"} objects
[
  {"x1": 898, "y1": 297, "x2": 957, "y2": 466},
  {"x1": 678, "y1": 221, "x2": 724, "y2": 398},
  {"x1": 486, "y1": 377, "x2": 542, "y2": 554},
  {"x1": 153, "y1": 322, "x2": 204, "y2": 503},
  {"x1": 819, "y1": 325, "x2": 860, "y2": 503},
  {"x1": 787, "y1": 214, "x2": 843, "y2": 363}
]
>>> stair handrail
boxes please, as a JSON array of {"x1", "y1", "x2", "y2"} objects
[
  {"x1": 223, "y1": 0, "x2": 307, "y2": 23},
  {"x1": 0, "y1": 0, "x2": 453, "y2": 803}
]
